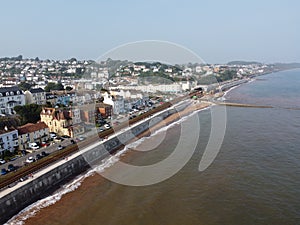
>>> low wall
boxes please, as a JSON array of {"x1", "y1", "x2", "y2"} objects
[{"x1": 0, "y1": 107, "x2": 175, "y2": 224}]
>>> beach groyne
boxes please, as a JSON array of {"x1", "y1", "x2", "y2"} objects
[{"x1": 0, "y1": 106, "x2": 178, "y2": 224}]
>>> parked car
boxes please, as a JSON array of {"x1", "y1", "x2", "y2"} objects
[
  {"x1": 41, "y1": 151, "x2": 49, "y2": 157},
  {"x1": 7, "y1": 164, "x2": 16, "y2": 172},
  {"x1": 70, "y1": 139, "x2": 76, "y2": 144},
  {"x1": 36, "y1": 154, "x2": 42, "y2": 160},
  {"x1": 50, "y1": 132, "x2": 57, "y2": 139},
  {"x1": 54, "y1": 137, "x2": 64, "y2": 143},
  {"x1": 57, "y1": 145, "x2": 64, "y2": 150},
  {"x1": 26, "y1": 156, "x2": 35, "y2": 164},
  {"x1": 1, "y1": 168, "x2": 7, "y2": 175},
  {"x1": 28, "y1": 142, "x2": 40, "y2": 150},
  {"x1": 104, "y1": 124, "x2": 111, "y2": 129},
  {"x1": 41, "y1": 141, "x2": 50, "y2": 147},
  {"x1": 76, "y1": 136, "x2": 85, "y2": 141},
  {"x1": 0, "y1": 159, "x2": 6, "y2": 164}
]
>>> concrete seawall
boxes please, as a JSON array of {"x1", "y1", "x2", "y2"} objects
[{"x1": 0, "y1": 106, "x2": 177, "y2": 224}]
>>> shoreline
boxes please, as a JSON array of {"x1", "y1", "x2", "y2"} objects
[
  {"x1": 6, "y1": 100, "x2": 212, "y2": 225},
  {"x1": 5, "y1": 77, "x2": 251, "y2": 225}
]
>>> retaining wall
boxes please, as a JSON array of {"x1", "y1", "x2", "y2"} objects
[{"x1": 0, "y1": 108, "x2": 176, "y2": 224}]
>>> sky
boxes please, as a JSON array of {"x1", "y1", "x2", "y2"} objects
[{"x1": 0, "y1": 0, "x2": 299, "y2": 63}]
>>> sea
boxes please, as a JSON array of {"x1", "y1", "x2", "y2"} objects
[{"x1": 6, "y1": 69, "x2": 300, "y2": 225}]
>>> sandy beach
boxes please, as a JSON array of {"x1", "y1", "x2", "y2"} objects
[{"x1": 7, "y1": 99, "x2": 211, "y2": 225}]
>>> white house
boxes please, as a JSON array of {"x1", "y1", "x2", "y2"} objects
[
  {"x1": 24, "y1": 88, "x2": 46, "y2": 105},
  {"x1": 0, "y1": 86, "x2": 25, "y2": 115},
  {"x1": 103, "y1": 93, "x2": 125, "y2": 115},
  {"x1": 0, "y1": 127, "x2": 19, "y2": 154},
  {"x1": 110, "y1": 84, "x2": 182, "y2": 94},
  {"x1": 70, "y1": 108, "x2": 82, "y2": 124}
]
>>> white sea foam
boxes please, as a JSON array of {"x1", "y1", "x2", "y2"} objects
[{"x1": 5, "y1": 104, "x2": 210, "y2": 225}]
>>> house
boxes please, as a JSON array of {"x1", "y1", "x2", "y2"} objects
[
  {"x1": 70, "y1": 108, "x2": 81, "y2": 124},
  {"x1": 17, "y1": 122, "x2": 49, "y2": 150},
  {"x1": 24, "y1": 88, "x2": 46, "y2": 105},
  {"x1": 40, "y1": 107, "x2": 84, "y2": 137},
  {"x1": 0, "y1": 86, "x2": 25, "y2": 115},
  {"x1": 103, "y1": 93, "x2": 125, "y2": 115},
  {"x1": 0, "y1": 126, "x2": 19, "y2": 154},
  {"x1": 96, "y1": 103, "x2": 112, "y2": 119}
]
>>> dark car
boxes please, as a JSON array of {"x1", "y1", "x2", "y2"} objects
[
  {"x1": 21, "y1": 150, "x2": 27, "y2": 156},
  {"x1": 36, "y1": 154, "x2": 42, "y2": 160},
  {"x1": 41, "y1": 151, "x2": 49, "y2": 157},
  {"x1": 57, "y1": 145, "x2": 64, "y2": 150},
  {"x1": 70, "y1": 139, "x2": 76, "y2": 144},
  {"x1": 1, "y1": 168, "x2": 7, "y2": 175},
  {"x1": 7, "y1": 164, "x2": 16, "y2": 172}
]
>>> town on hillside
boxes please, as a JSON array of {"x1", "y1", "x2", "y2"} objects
[{"x1": 0, "y1": 55, "x2": 295, "y2": 170}]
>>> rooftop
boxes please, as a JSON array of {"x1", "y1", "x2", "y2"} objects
[{"x1": 17, "y1": 122, "x2": 48, "y2": 135}]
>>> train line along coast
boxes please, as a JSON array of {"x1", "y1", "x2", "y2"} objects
[
  {"x1": 0, "y1": 56, "x2": 298, "y2": 224},
  {"x1": 0, "y1": 72, "x2": 288, "y2": 224},
  {"x1": 0, "y1": 89, "x2": 211, "y2": 224}
]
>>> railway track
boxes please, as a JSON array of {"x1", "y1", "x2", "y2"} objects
[{"x1": 0, "y1": 93, "x2": 197, "y2": 190}]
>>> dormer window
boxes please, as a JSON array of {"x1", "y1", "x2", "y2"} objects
[
  {"x1": 6, "y1": 92, "x2": 9, "y2": 96},
  {"x1": 17, "y1": 91, "x2": 20, "y2": 95},
  {"x1": 10, "y1": 91, "x2": 14, "y2": 95}
]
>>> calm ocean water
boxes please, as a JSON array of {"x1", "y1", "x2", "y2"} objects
[{"x1": 9, "y1": 69, "x2": 300, "y2": 225}]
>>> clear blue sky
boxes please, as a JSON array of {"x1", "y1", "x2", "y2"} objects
[{"x1": 1, "y1": 0, "x2": 299, "y2": 63}]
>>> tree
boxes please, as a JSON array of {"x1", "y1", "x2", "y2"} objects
[
  {"x1": 14, "y1": 104, "x2": 42, "y2": 125},
  {"x1": 18, "y1": 82, "x2": 34, "y2": 91},
  {"x1": 44, "y1": 82, "x2": 64, "y2": 92},
  {"x1": 65, "y1": 86, "x2": 73, "y2": 91}
]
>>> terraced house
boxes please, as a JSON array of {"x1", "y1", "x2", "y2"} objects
[
  {"x1": 17, "y1": 122, "x2": 50, "y2": 150},
  {"x1": 0, "y1": 86, "x2": 25, "y2": 115},
  {"x1": 0, "y1": 126, "x2": 18, "y2": 154}
]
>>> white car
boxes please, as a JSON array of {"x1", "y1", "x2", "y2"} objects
[
  {"x1": 78, "y1": 136, "x2": 85, "y2": 141},
  {"x1": 26, "y1": 156, "x2": 35, "y2": 163},
  {"x1": 57, "y1": 145, "x2": 64, "y2": 150},
  {"x1": 28, "y1": 142, "x2": 40, "y2": 150},
  {"x1": 50, "y1": 132, "x2": 57, "y2": 139},
  {"x1": 0, "y1": 159, "x2": 6, "y2": 164},
  {"x1": 104, "y1": 124, "x2": 111, "y2": 129}
]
